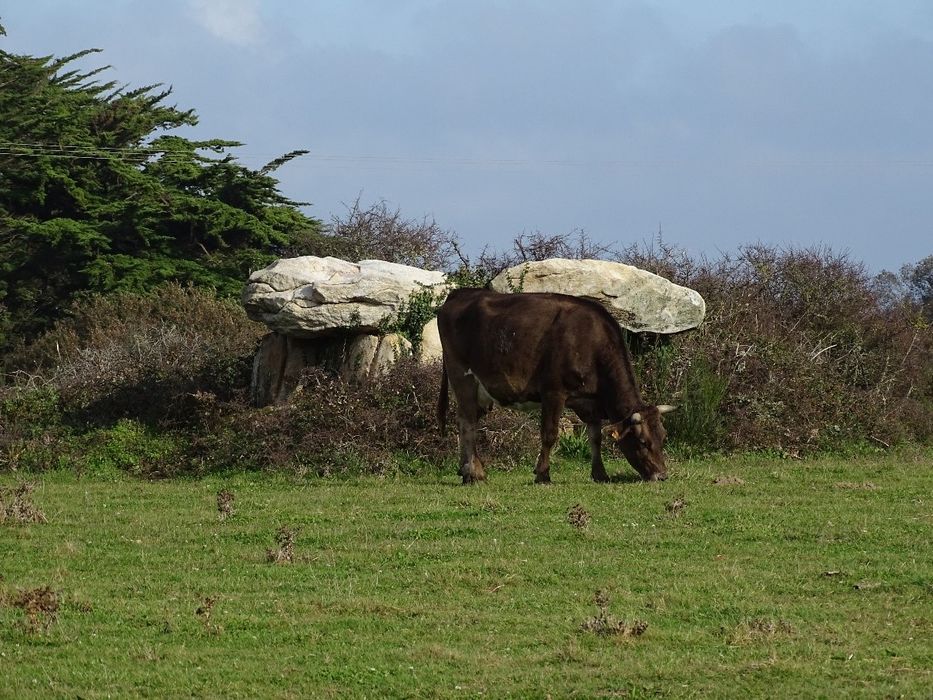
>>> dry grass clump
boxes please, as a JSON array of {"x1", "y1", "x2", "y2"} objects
[
  {"x1": 266, "y1": 526, "x2": 297, "y2": 564},
  {"x1": 0, "y1": 482, "x2": 46, "y2": 523},
  {"x1": 727, "y1": 618, "x2": 795, "y2": 645},
  {"x1": 3, "y1": 585, "x2": 60, "y2": 633},
  {"x1": 665, "y1": 496, "x2": 687, "y2": 517},
  {"x1": 216, "y1": 489, "x2": 235, "y2": 520},
  {"x1": 713, "y1": 476, "x2": 746, "y2": 486},
  {"x1": 580, "y1": 590, "x2": 648, "y2": 638},
  {"x1": 567, "y1": 504, "x2": 591, "y2": 530},
  {"x1": 833, "y1": 481, "x2": 878, "y2": 490},
  {"x1": 195, "y1": 595, "x2": 221, "y2": 634}
]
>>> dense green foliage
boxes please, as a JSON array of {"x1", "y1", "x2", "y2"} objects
[
  {"x1": 1, "y1": 450, "x2": 930, "y2": 697},
  {"x1": 0, "y1": 35, "x2": 322, "y2": 349}
]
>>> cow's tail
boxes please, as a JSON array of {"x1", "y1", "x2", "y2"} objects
[{"x1": 438, "y1": 357, "x2": 449, "y2": 436}]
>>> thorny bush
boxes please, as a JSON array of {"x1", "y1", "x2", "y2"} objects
[
  {"x1": 622, "y1": 242, "x2": 932, "y2": 453},
  {"x1": 0, "y1": 241, "x2": 930, "y2": 477},
  {"x1": 4, "y1": 283, "x2": 264, "y2": 428},
  {"x1": 188, "y1": 359, "x2": 539, "y2": 476}
]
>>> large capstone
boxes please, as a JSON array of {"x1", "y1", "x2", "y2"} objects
[
  {"x1": 242, "y1": 256, "x2": 448, "y2": 337},
  {"x1": 490, "y1": 258, "x2": 705, "y2": 334}
]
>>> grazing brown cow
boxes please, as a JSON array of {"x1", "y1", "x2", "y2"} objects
[{"x1": 437, "y1": 288, "x2": 675, "y2": 484}]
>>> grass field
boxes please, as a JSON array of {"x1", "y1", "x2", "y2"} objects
[{"x1": 1, "y1": 449, "x2": 930, "y2": 698}]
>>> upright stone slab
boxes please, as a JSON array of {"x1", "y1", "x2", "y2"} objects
[
  {"x1": 250, "y1": 331, "x2": 413, "y2": 407},
  {"x1": 418, "y1": 317, "x2": 444, "y2": 364},
  {"x1": 339, "y1": 334, "x2": 412, "y2": 384}
]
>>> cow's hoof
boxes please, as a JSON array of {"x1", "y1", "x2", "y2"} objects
[
  {"x1": 534, "y1": 473, "x2": 552, "y2": 485},
  {"x1": 461, "y1": 474, "x2": 485, "y2": 485},
  {"x1": 591, "y1": 472, "x2": 610, "y2": 484}
]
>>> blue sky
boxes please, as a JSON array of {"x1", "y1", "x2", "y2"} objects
[{"x1": 3, "y1": 1, "x2": 932, "y2": 271}]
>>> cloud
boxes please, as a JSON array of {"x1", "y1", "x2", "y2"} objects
[{"x1": 188, "y1": 0, "x2": 264, "y2": 47}]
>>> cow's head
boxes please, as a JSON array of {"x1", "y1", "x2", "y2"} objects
[{"x1": 605, "y1": 405, "x2": 676, "y2": 481}]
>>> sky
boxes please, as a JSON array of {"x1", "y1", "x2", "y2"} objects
[{"x1": 3, "y1": 1, "x2": 932, "y2": 272}]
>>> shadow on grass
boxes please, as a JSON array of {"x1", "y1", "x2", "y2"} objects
[{"x1": 608, "y1": 471, "x2": 645, "y2": 484}]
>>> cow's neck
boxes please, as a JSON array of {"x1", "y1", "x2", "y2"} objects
[{"x1": 604, "y1": 352, "x2": 646, "y2": 421}]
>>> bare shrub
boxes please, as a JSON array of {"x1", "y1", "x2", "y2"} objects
[
  {"x1": 509, "y1": 229, "x2": 616, "y2": 264},
  {"x1": 876, "y1": 254, "x2": 933, "y2": 322},
  {"x1": 617, "y1": 233, "x2": 705, "y2": 286},
  {"x1": 320, "y1": 197, "x2": 457, "y2": 271},
  {"x1": 6, "y1": 284, "x2": 264, "y2": 429},
  {"x1": 628, "y1": 243, "x2": 932, "y2": 453},
  {"x1": 192, "y1": 359, "x2": 538, "y2": 476},
  {"x1": 449, "y1": 229, "x2": 620, "y2": 287}
]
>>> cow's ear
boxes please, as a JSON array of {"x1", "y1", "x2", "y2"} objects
[{"x1": 604, "y1": 421, "x2": 631, "y2": 441}]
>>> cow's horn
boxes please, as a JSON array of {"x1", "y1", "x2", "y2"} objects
[
  {"x1": 657, "y1": 405, "x2": 677, "y2": 415},
  {"x1": 628, "y1": 412, "x2": 643, "y2": 425}
]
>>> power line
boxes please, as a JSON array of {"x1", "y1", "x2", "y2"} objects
[{"x1": 1, "y1": 141, "x2": 933, "y2": 170}]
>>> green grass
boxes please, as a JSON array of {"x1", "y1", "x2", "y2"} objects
[{"x1": 1, "y1": 449, "x2": 931, "y2": 698}]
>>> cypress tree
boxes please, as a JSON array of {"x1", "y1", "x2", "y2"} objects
[{"x1": 0, "y1": 25, "x2": 322, "y2": 349}]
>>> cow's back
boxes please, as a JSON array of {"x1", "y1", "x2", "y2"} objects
[{"x1": 437, "y1": 288, "x2": 622, "y2": 404}]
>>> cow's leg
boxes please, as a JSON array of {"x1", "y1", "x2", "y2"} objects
[
  {"x1": 457, "y1": 415, "x2": 486, "y2": 484},
  {"x1": 449, "y1": 374, "x2": 488, "y2": 485},
  {"x1": 534, "y1": 394, "x2": 565, "y2": 484},
  {"x1": 587, "y1": 421, "x2": 610, "y2": 483}
]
